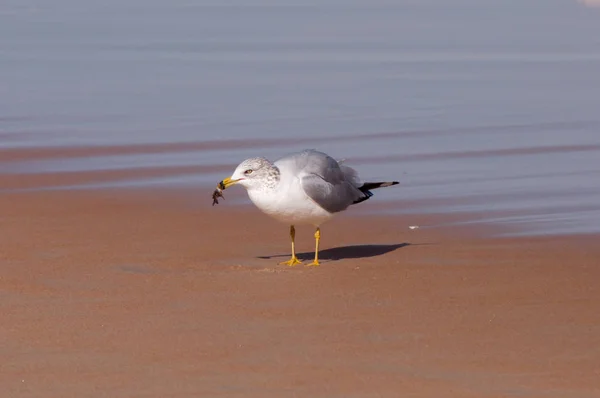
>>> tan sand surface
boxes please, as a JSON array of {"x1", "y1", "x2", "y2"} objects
[{"x1": 1, "y1": 188, "x2": 599, "y2": 397}]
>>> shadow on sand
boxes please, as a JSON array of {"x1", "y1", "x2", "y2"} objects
[{"x1": 258, "y1": 243, "x2": 409, "y2": 262}]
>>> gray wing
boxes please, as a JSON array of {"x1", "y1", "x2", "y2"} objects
[{"x1": 278, "y1": 150, "x2": 367, "y2": 213}]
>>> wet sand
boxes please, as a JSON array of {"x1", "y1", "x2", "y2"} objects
[{"x1": 1, "y1": 186, "x2": 599, "y2": 398}]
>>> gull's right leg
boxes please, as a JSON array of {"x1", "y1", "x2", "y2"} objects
[
  {"x1": 306, "y1": 227, "x2": 321, "y2": 267},
  {"x1": 279, "y1": 225, "x2": 302, "y2": 266}
]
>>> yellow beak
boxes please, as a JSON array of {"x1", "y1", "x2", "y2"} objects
[{"x1": 218, "y1": 176, "x2": 240, "y2": 190}]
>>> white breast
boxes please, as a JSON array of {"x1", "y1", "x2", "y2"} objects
[{"x1": 247, "y1": 175, "x2": 333, "y2": 227}]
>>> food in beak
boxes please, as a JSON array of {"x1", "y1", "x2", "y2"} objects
[{"x1": 212, "y1": 185, "x2": 225, "y2": 206}]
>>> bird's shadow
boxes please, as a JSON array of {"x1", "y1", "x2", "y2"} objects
[{"x1": 257, "y1": 243, "x2": 409, "y2": 262}]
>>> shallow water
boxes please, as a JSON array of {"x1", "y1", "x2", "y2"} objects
[{"x1": 2, "y1": 0, "x2": 600, "y2": 235}]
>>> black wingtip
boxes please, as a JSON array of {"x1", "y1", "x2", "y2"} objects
[
  {"x1": 353, "y1": 181, "x2": 398, "y2": 205},
  {"x1": 360, "y1": 181, "x2": 399, "y2": 191}
]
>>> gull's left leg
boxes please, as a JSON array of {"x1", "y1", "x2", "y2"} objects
[
  {"x1": 280, "y1": 225, "x2": 302, "y2": 266},
  {"x1": 307, "y1": 227, "x2": 321, "y2": 267}
]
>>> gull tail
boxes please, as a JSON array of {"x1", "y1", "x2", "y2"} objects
[
  {"x1": 353, "y1": 181, "x2": 400, "y2": 205},
  {"x1": 360, "y1": 181, "x2": 399, "y2": 191}
]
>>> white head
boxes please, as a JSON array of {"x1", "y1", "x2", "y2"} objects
[{"x1": 218, "y1": 157, "x2": 279, "y2": 191}]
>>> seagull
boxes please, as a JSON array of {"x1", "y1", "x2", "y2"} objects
[{"x1": 215, "y1": 149, "x2": 399, "y2": 266}]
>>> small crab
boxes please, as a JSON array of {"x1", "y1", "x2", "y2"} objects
[{"x1": 211, "y1": 181, "x2": 226, "y2": 206}]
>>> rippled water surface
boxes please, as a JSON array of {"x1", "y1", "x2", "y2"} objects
[{"x1": 2, "y1": 0, "x2": 600, "y2": 235}]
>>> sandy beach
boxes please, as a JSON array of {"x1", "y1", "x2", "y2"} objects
[
  {"x1": 1, "y1": 185, "x2": 599, "y2": 398},
  {"x1": 3, "y1": 1, "x2": 600, "y2": 396}
]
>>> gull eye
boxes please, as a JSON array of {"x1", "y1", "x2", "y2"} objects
[{"x1": 244, "y1": 169, "x2": 253, "y2": 175}]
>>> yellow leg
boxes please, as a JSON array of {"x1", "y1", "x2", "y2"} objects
[
  {"x1": 307, "y1": 227, "x2": 321, "y2": 266},
  {"x1": 279, "y1": 225, "x2": 302, "y2": 266}
]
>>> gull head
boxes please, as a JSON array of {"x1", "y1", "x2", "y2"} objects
[{"x1": 218, "y1": 157, "x2": 277, "y2": 191}]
